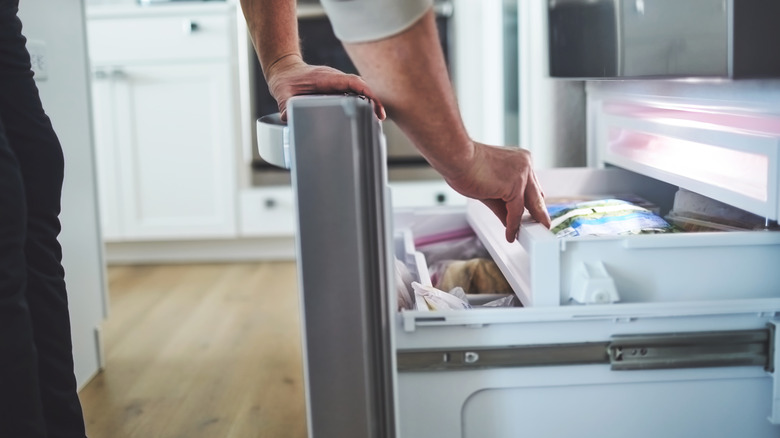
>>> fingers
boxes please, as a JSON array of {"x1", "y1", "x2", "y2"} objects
[
  {"x1": 315, "y1": 73, "x2": 386, "y2": 120},
  {"x1": 504, "y1": 201, "x2": 522, "y2": 243},
  {"x1": 483, "y1": 197, "x2": 526, "y2": 243},
  {"x1": 487, "y1": 171, "x2": 550, "y2": 242},
  {"x1": 481, "y1": 198, "x2": 521, "y2": 243},
  {"x1": 481, "y1": 199, "x2": 508, "y2": 227},
  {"x1": 278, "y1": 99, "x2": 289, "y2": 122},
  {"x1": 272, "y1": 66, "x2": 386, "y2": 121},
  {"x1": 524, "y1": 173, "x2": 551, "y2": 229},
  {"x1": 371, "y1": 99, "x2": 387, "y2": 121},
  {"x1": 502, "y1": 196, "x2": 548, "y2": 243}
]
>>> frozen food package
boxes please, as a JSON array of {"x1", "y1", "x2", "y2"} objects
[
  {"x1": 481, "y1": 294, "x2": 521, "y2": 308},
  {"x1": 416, "y1": 234, "x2": 491, "y2": 266},
  {"x1": 412, "y1": 282, "x2": 471, "y2": 311},
  {"x1": 546, "y1": 198, "x2": 676, "y2": 237},
  {"x1": 666, "y1": 188, "x2": 773, "y2": 231},
  {"x1": 394, "y1": 258, "x2": 416, "y2": 311},
  {"x1": 545, "y1": 194, "x2": 662, "y2": 214},
  {"x1": 429, "y1": 258, "x2": 513, "y2": 295},
  {"x1": 447, "y1": 286, "x2": 468, "y2": 302}
]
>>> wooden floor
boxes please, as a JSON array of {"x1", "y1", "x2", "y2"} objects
[{"x1": 79, "y1": 262, "x2": 308, "y2": 438}]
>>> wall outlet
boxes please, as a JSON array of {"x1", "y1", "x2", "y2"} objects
[{"x1": 26, "y1": 39, "x2": 48, "y2": 81}]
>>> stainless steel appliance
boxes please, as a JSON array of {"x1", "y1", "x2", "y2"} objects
[
  {"x1": 254, "y1": 1, "x2": 780, "y2": 436},
  {"x1": 258, "y1": 85, "x2": 780, "y2": 437},
  {"x1": 548, "y1": 0, "x2": 780, "y2": 78}
]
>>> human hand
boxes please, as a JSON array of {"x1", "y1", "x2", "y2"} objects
[
  {"x1": 265, "y1": 54, "x2": 386, "y2": 121},
  {"x1": 442, "y1": 142, "x2": 551, "y2": 242}
]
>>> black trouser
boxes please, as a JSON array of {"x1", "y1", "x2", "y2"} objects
[{"x1": 0, "y1": 1, "x2": 87, "y2": 436}]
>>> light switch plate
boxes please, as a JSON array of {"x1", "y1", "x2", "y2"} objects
[{"x1": 26, "y1": 39, "x2": 48, "y2": 81}]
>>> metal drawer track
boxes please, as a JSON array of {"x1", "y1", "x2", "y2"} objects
[{"x1": 397, "y1": 328, "x2": 773, "y2": 372}]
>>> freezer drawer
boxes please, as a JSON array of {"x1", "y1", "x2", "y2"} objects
[
  {"x1": 395, "y1": 301, "x2": 780, "y2": 436},
  {"x1": 260, "y1": 95, "x2": 780, "y2": 438},
  {"x1": 393, "y1": 203, "x2": 780, "y2": 438},
  {"x1": 463, "y1": 167, "x2": 780, "y2": 307}
]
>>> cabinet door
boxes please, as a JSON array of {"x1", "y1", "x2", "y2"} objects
[
  {"x1": 90, "y1": 69, "x2": 124, "y2": 240},
  {"x1": 111, "y1": 62, "x2": 237, "y2": 240}
]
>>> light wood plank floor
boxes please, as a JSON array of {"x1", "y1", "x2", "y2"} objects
[{"x1": 79, "y1": 262, "x2": 307, "y2": 438}]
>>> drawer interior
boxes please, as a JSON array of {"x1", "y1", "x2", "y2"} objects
[
  {"x1": 393, "y1": 208, "x2": 519, "y2": 312},
  {"x1": 394, "y1": 167, "x2": 780, "y2": 311}
]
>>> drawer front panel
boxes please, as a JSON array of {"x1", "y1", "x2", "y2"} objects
[
  {"x1": 239, "y1": 187, "x2": 297, "y2": 237},
  {"x1": 88, "y1": 13, "x2": 231, "y2": 64}
]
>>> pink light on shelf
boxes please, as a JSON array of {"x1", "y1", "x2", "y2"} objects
[
  {"x1": 608, "y1": 128, "x2": 769, "y2": 201},
  {"x1": 604, "y1": 101, "x2": 780, "y2": 136}
]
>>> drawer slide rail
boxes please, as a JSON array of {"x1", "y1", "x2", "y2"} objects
[{"x1": 397, "y1": 328, "x2": 772, "y2": 372}]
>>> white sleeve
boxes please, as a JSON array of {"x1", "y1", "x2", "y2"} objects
[{"x1": 320, "y1": 0, "x2": 434, "y2": 43}]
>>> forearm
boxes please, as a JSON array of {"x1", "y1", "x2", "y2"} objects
[
  {"x1": 240, "y1": 0, "x2": 301, "y2": 78},
  {"x1": 342, "y1": 9, "x2": 475, "y2": 180}
]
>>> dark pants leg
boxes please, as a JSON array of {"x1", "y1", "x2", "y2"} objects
[
  {"x1": 0, "y1": 1, "x2": 87, "y2": 436},
  {"x1": 0, "y1": 109, "x2": 47, "y2": 438}
]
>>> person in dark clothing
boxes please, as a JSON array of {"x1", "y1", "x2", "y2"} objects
[{"x1": 0, "y1": 1, "x2": 88, "y2": 436}]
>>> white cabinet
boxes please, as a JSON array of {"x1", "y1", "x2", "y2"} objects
[
  {"x1": 239, "y1": 186, "x2": 297, "y2": 237},
  {"x1": 238, "y1": 181, "x2": 464, "y2": 238},
  {"x1": 87, "y1": 6, "x2": 239, "y2": 241}
]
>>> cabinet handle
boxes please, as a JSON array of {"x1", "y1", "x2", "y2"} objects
[
  {"x1": 110, "y1": 69, "x2": 127, "y2": 80},
  {"x1": 182, "y1": 19, "x2": 200, "y2": 34},
  {"x1": 93, "y1": 68, "x2": 126, "y2": 80},
  {"x1": 264, "y1": 198, "x2": 277, "y2": 209}
]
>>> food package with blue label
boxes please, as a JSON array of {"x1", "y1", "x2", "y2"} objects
[{"x1": 546, "y1": 197, "x2": 677, "y2": 238}]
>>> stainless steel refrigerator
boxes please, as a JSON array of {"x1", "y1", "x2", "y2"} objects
[
  {"x1": 257, "y1": 87, "x2": 780, "y2": 437},
  {"x1": 257, "y1": 7, "x2": 780, "y2": 434}
]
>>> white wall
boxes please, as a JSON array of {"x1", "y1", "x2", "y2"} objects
[
  {"x1": 452, "y1": 0, "x2": 506, "y2": 146},
  {"x1": 452, "y1": 0, "x2": 586, "y2": 166},
  {"x1": 518, "y1": 0, "x2": 586, "y2": 168},
  {"x1": 18, "y1": 0, "x2": 107, "y2": 389}
]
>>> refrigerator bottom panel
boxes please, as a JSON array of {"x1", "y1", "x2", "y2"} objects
[
  {"x1": 397, "y1": 366, "x2": 778, "y2": 438},
  {"x1": 392, "y1": 260, "x2": 780, "y2": 436}
]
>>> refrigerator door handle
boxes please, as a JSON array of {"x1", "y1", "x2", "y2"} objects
[{"x1": 285, "y1": 96, "x2": 396, "y2": 438}]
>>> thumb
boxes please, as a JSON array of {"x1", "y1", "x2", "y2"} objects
[{"x1": 278, "y1": 99, "x2": 289, "y2": 122}]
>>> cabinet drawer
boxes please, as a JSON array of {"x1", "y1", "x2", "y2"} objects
[
  {"x1": 239, "y1": 187, "x2": 297, "y2": 237},
  {"x1": 390, "y1": 181, "x2": 466, "y2": 208},
  {"x1": 87, "y1": 13, "x2": 232, "y2": 64}
]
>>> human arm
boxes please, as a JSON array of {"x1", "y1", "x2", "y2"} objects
[
  {"x1": 341, "y1": 9, "x2": 551, "y2": 241},
  {"x1": 240, "y1": 0, "x2": 550, "y2": 241},
  {"x1": 239, "y1": 0, "x2": 385, "y2": 120}
]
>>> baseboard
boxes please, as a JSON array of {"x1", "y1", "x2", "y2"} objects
[{"x1": 105, "y1": 236, "x2": 297, "y2": 264}]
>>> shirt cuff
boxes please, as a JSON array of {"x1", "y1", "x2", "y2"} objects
[{"x1": 321, "y1": 0, "x2": 434, "y2": 43}]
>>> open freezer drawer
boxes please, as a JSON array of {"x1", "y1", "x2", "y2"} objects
[
  {"x1": 393, "y1": 188, "x2": 780, "y2": 438},
  {"x1": 466, "y1": 167, "x2": 780, "y2": 307},
  {"x1": 395, "y1": 307, "x2": 780, "y2": 438},
  {"x1": 258, "y1": 95, "x2": 780, "y2": 438}
]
